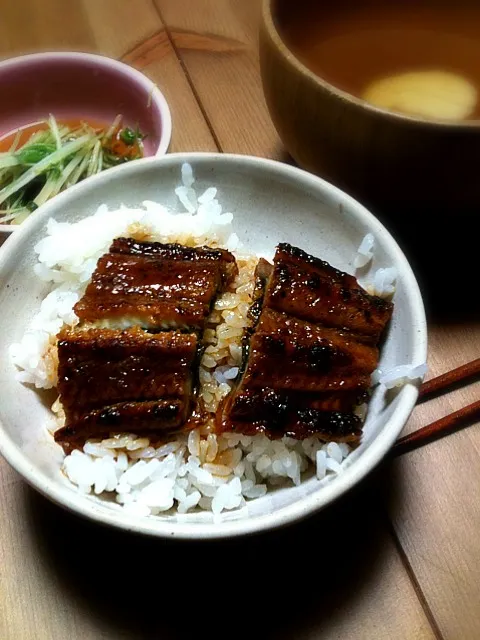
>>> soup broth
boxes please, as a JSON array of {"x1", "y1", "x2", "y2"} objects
[{"x1": 277, "y1": 2, "x2": 480, "y2": 121}]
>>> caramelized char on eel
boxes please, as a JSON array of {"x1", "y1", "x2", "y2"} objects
[
  {"x1": 54, "y1": 239, "x2": 238, "y2": 452},
  {"x1": 218, "y1": 244, "x2": 393, "y2": 445}
]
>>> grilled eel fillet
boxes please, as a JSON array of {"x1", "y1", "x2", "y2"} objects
[
  {"x1": 218, "y1": 243, "x2": 393, "y2": 443},
  {"x1": 54, "y1": 327, "x2": 199, "y2": 453},
  {"x1": 74, "y1": 238, "x2": 238, "y2": 331},
  {"x1": 55, "y1": 239, "x2": 237, "y2": 452},
  {"x1": 264, "y1": 243, "x2": 392, "y2": 342}
]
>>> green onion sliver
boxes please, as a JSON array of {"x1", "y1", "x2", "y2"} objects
[{"x1": 0, "y1": 134, "x2": 92, "y2": 206}]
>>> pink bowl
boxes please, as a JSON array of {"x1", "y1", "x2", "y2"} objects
[
  {"x1": 0, "y1": 51, "x2": 172, "y2": 234},
  {"x1": 0, "y1": 51, "x2": 171, "y2": 156}
]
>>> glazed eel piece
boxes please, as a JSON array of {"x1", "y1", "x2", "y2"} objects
[
  {"x1": 55, "y1": 239, "x2": 237, "y2": 452},
  {"x1": 264, "y1": 243, "x2": 392, "y2": 342},
  {"x1": 54, "y1": 325, "x2": 201, "y2": 453},
  {"x1": 74, "y1": 238, "x2": 238, "y2": 331},
  {"x1": 218, "y1": 243, "x2": 393, "y2": 443}
]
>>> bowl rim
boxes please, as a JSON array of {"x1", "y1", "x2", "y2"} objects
[
  {"x1": 0, "y1": 152, "x2": 428, "y2": 540},
  {"x1": 0, "y1": 51, "x2": 172, "y2": 234},
  {"x1": 261, "y1": 0, "x2": 480, "y2": 129}
]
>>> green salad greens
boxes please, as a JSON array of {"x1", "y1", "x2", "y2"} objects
[{"x1": 0, "y1": 115, "x2": 145, "y2": 225}]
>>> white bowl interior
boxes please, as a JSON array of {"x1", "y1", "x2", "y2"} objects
[{"x1": 0, "y1": 153, "x2": 427, "y2": 538}]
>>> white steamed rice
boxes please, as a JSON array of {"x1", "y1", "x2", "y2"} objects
[{"x1": 10, "y1": 163, "x2": 425, "y2": 518}]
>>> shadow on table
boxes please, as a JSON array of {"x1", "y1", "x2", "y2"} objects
[
  {"x1": 266, "y1": 152, "x2": 479, "y2": 321},
  {"x1": 370, "y1": 203, "x2": 479, "y2": 321},
  {"x1": 25, "y1": 465, "x2": 393, "y2": 640}
]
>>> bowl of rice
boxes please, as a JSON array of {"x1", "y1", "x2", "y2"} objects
[{"x1": 0, "y1": 153, "x2": 427, "y2": 539}]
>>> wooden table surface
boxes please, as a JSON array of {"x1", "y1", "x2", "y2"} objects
[{"x1": 0, "y1": 2, "x2": 479, "y2": 639}]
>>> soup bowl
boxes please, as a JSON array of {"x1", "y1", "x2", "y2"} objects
[{"x1": 259, "y1": 0, "x2": 480, "y2": 218}]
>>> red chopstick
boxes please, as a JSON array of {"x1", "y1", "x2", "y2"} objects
[
  {"x1": 392, "y1": 399, "x2": 480, "y2": 457},
  {"x1": 418, "y1": 357, "x2": 480, "y2": 401},
  {"x1": 391, "y1": 357, "x2": 480, "y2": 457}
]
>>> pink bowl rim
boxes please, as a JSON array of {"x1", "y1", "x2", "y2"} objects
[{"x1": 0, "y1": 51, "x2": 172, "y2": 233}]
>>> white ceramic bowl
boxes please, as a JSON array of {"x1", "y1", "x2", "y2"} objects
[
  {"x1": 0, "y1": 153, "x2": 427, "y2": 539},
  {"x1": 0, "y1": 51, "x2": 172, "y2": 234}
]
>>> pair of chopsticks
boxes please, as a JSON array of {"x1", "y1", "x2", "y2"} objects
[{"x1": 392, "y1": 358, "x2": 480, "y2": 457}]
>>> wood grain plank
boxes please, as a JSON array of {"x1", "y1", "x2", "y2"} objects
[
  {"x1": 0, "y1": 0, "x2": 92, "y2": 55},
  {"x1": 387, "y1": 325, "x2": 480, "y2": 639},
  {"x1": 0, "y1": 462, "x2": 436, "y2": 640},
  {"x1": 0, "y1": 0, "x2": 158, "y2": 59},
  {"x1": 0, "y1": 0, "x2": 93, "y2": 57},
  {"x1": 153, "y1": 0, "x2": 284, "y2": 158},
  {"x1": 79, "y1": 0, "x2": 161, "y2": 60},
  {"x1": 0, "y1": 464, "x2": 110, "y2": 640},
  {"x1": 388, "y1": 435, "x2": 480, "y2": 640},
  {"x1": 121, "y1": 32, "x2": 217, "y2": 153}
]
